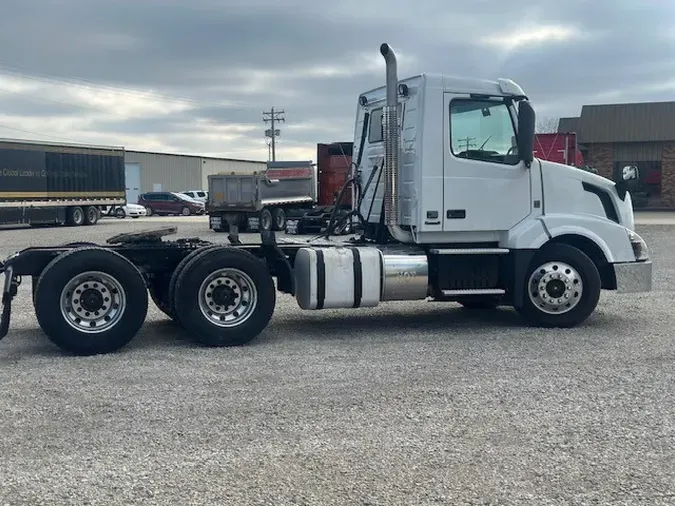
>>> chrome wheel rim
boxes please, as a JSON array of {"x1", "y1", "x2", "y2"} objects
[
  {"x1": 73, "y1": 208, "x2": 83, "y2": 223},
  {"x1": 59, "y1": 271, "x2": 126, "y2": 333},
  {"x1": 182, "y1": 207, "x2": 190, "y2": 216},
  {"x1": 197, "y1": 268, "x2": 257, "y2": 327},
  {"x1": 528, "y1": 261, "x2": 583, "y2": 314}
]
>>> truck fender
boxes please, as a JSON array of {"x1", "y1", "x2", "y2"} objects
[
  {"x1": 539, "y1": 214, "x2": 635, "y2": 264},
  {"x1": 504, "y1": 218, "x2": 550, "y2": 250}
]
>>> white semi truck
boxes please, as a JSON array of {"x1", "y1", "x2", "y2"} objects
[{"x1": 0, "y1": 43, "x2": 652, "y2": 355}]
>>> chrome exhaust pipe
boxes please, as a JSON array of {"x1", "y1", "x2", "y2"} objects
[{"x1": 379, "y1": 43, "x2": 413, "y2": 243}]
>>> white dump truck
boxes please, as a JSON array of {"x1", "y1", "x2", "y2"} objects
[{"x1": 0, "y1": 42, "x2": 651, "y2": 355}]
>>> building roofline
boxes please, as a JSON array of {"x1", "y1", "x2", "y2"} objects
[{"x1": 125, "y1": 148, "x2": 267, "y2": 164}]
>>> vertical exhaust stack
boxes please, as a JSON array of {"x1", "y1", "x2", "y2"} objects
[{"x1": 379, "y1": 43, "x2": 413, "y2": 243}]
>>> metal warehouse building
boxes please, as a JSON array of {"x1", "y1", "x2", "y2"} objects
[
  {"x1": 123, "y1": 150, "x2": 266, "y2": 204},
  {"x1": 559, "y1": 101, "x2": 675, "y2": 209}
]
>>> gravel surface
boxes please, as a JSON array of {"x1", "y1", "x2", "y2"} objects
[{"x1": 0, "y1": 216, "x2": 674, "y2": 505}]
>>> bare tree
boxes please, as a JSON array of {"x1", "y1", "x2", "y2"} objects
[{"x1": 535, "y1": 116, "x2": 559, "y2": 134}]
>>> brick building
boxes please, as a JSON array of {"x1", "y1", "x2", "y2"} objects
[{"x1": 558, "y1": 101, "x2": 675, "y2": 208}]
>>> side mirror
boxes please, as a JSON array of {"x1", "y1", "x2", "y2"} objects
[
  {"x1": 517, "y1": 100, "x2": 535, "y2": 167},
  {"x1": 616, "y1": 164, "x2": 640, "y2": 201},
  {"x1": 622, "y1": 165, "x2": 639, "y2": 182}
]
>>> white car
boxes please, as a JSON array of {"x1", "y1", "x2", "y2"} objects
[
  {"x1": 114, "y1": 203, "x2": 147, "y2": 219},
  {"x1": 181, "y1": 190, "x2": 208, "y2": 204}
]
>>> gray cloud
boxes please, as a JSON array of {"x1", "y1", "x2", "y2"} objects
[{"x1": 0, "y1": 0, "x2": 674, "y2": 159}]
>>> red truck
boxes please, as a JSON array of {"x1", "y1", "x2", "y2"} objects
[{"x1": 534, "y1": 133, "x2": 584, "y2": 167}]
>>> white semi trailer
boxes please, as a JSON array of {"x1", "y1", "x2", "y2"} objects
[{"x1": 0, "y1": 43, "x2": 652, "y2": 355}]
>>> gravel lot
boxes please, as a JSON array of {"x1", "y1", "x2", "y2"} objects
[{"x1": 0, "y1": 214, "x2": 674, "y2": 505}]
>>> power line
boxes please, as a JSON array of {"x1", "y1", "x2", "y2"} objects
[
  {"x1": 0, "y1": 123, "x2": 83, "y2": 143},
  {"x1": 0, "y1": 62, "x2": 248, "y2": 110},
  {"x1": 263, "y1": 107, "x2": 285, "y2": 161}
]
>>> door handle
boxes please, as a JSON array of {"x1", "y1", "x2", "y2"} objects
[{"x1": 446, "y1": 209, "x2": 466, "y2": 219}]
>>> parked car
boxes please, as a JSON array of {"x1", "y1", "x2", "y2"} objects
[
  {"x1": 181, "y1": 190, "x2": 208, "y2": 203},
  {"x1": 114, "y1": 203, "x2": 147, "y2": 219},
  {"x1": 137, "y1": 192, "x2": 206, "y2": 216}
]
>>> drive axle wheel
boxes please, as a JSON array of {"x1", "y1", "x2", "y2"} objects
[
  {"x1": 174, "y1": 247, "x2": 275, "y2": 346},
  {"x1": 165, "y1": 245, "x2": 224, "y2": 324},
  {"x1": 33, "y1": 247, "x2": 148, "y2": 355},
  {"x1": 517, "y1": 243, "x2": 601, "y2": 328}
]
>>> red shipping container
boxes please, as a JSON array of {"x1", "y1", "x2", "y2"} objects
[{"x1": 316, "y1": 142, "x2": 353, "y2": 206}]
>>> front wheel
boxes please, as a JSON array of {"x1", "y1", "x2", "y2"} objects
[
  {"x1": 33, "y1": 247, "x2": 149, "y2": 355},
  {"x1": 517, "y1": 243, "x2": 601, "y2": 328},
  {"x1": 173, "y1": 247, "x2": 276, "y2": 346},
  {"x1": 181, "y1": 206, "x2": 191, "y2": 216}
]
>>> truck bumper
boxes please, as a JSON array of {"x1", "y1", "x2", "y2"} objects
[{"x1": 614, "y1": 260, "x2": 652, "y2": 293}]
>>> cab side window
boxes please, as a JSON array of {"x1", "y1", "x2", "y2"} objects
[
  {"x1": 367, "y1": 104, "x2": 403, "y2": 144},
  {"x1": 449, "y1": 99, "x2": 519, "y2": 165}
]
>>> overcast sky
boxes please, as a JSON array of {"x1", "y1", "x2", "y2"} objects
[{"x1": 0, "y1": 0, "x2": 673, "y2": 162}]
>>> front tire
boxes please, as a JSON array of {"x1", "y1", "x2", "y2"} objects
[
  {"x1": 517, "y1": 243, "x2": 601, "y2": 328},
  {"x1": 181, "y1": 206, "x2": 191, "y2": 216},
  {"x1": 173, "y1": 247, "x2": 276, "y2": 346},
  {"x1": 33, "y1": 247, "x2": 149, "y2": 355}
]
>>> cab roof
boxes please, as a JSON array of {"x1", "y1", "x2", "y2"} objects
[{"x1": 358, "y1": 73, "x2": 527, "y2": 105}]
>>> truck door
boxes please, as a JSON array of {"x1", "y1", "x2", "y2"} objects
[{"x1": 442, "y1": 93, "x2": 532, "y2": 232}]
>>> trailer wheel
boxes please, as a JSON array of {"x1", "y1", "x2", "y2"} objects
[
  {"x1": 259, "y1": 208, "x2": 272, "y2": 232},
  {"x1": 271, "y1": 208, "x2": 286, "y2": 231},
  {"x1": 67, "y1": 206, "x2": 85, "y2": 226},
  {"x1": 33, "y1": 247, "x2": 148, "y2": 355},
  {"x1": 84, "y1": 206, "x2": 99, "y2": 225},
  {"x1": 115, "y1": 207, "x2": 126, "y2": 219},
  {"x1": 517, "y1": 243, "x2": 601, "y2": 328},
  {"x1": 174, "y1": 247, "x2": 275, "y2": 346}
]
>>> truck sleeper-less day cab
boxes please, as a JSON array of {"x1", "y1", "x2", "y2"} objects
[{"x1": 0, "y1": 43, "x2": 652, "y2": 355}]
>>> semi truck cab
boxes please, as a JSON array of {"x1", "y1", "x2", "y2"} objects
[{"x1": 348, "y1": 44, "x2": 651, "y2": 325}]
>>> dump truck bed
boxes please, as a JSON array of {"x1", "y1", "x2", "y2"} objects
[{"x1": 207, "y1": 161, "x2": 316, "y2": 212}]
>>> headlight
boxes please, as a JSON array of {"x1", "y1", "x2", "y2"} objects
[{"x1": 627, "y1": 230, "x2": 649, "y2": 261}]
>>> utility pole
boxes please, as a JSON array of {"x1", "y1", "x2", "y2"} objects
[
  {"x1": 263, "y1": 107, "x2": 285, "y2": 161},
  {"x1": 457, "y1": 136, "x2": 476, "y2": 151}
]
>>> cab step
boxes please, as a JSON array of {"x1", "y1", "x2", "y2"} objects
[
  {"x1": 429, "y1": 248, "x2": 509, "y2": 255},
  {"x1": 440, "y1": 288, "x2": 506, "y2": 296}
]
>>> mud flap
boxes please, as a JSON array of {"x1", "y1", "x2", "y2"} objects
[{"x1": 0, "y1": 266, "x2": 17, "y2": 340}]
